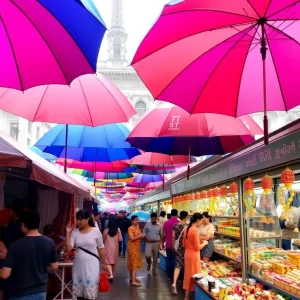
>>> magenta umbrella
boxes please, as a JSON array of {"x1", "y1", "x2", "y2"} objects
[
  {"x1": 0, "y1": 74, "x2": 135, "y2": 126},
  {"x1": 132, "y1": 0, "x2": 300, "y2": 144}
]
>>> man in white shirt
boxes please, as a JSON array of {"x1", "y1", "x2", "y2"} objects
[{"x1": 158, "y1": 211, "x2": 167, "y2": 226}]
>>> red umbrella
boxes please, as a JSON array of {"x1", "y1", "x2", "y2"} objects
[
  {"x1": 0, "y1": 74, "x2": 135, "y2": 126},
  {"x1": 132, "y1": 0, "x2": 300, "y2": 144}
]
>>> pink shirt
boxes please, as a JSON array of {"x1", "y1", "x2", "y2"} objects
[{"x1": 163, "y1": 217, "x2": 179, "y2": 249}]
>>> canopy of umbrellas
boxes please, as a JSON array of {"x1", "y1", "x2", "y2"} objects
[{"x1": 2, "y1": 0, "x2": 299, "y2": 205}]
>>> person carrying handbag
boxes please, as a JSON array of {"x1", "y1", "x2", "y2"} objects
[
  {"x1": 171, "y1": 211, "x2": 189, "y2": 295},
  {"x1": 65, "y1": 210, "x2": 107, "y2": 300}
]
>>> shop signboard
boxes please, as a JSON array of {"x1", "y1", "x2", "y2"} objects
[{"x1": 172, "y1": 129, "x2": 300, "y2": 194}]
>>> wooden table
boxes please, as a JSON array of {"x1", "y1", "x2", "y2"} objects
[{"x1": 53, "y1": 262, "x2": 73, "y2": 300}]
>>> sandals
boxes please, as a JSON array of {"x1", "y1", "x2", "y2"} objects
[
  {"x1": 172, "y1": 285, "x2": 178, "y2": 295},
  {"x1": 131, "y1": 282, "x2": 141, "y2": 287},
  {"x1": 129, "y1": 278, "x2": 141, "y2": 283}
]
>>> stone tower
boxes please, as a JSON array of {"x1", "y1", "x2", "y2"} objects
[{"x1": 106, "y1": 0, "x2": 129, "y2": 68}]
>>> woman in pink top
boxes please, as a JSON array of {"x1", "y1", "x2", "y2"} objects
[{"x1": 103, "y1": 217, "x2": 123, "y2": 281}]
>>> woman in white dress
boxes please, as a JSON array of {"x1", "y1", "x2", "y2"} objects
[{"x1": 66, "y1": 210, "x2": 107, "y2": 300}]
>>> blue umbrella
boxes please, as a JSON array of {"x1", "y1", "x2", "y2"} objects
[
  {"x1": 127, "y1": 211, "x2": 151, "y2": 223},
  {"x1": 39, "y1": 0, "x2": 106, "y2": 71},
  {"x1": 35, "y1": 124, "x2": 140, "y2": 162},
  {"x1": 28, "y1": 146, "x2": 57, "y2": 161}
]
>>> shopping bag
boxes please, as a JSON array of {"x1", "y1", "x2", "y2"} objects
[{"x1": 98, "y1": 272, "x2": 110, "y2": 292}]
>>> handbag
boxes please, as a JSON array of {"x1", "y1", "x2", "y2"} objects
[
  {"x1": 174, "y1": 225, "x2": 186, "y2": 251},
  {"x1": 78, "y1": 247, "x2": 100, "y2": 261},
  {"x1": 99, "y1": 272, "x2": 110, "y2": 292}
]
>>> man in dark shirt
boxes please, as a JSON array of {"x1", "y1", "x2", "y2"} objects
[
  {"x1": 0, "y1": 210, "x2": 58, "y2": 300},
  {"x1": 116, "y1": 210, "x2": 131, "y2": 258}
]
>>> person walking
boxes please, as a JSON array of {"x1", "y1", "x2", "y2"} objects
[
  {"x1": 158, "y1": 211, "x2": 167, "y2": 226},
  {"x1": 161, "y1": 209, "x2": 179, "y2": 279},
  {"x1": 116, "y1": 210, "x2": 132, "y2": 258},
  {"x1": 183, "y1": 213, "x2": 208, "y2": 300},
  {"x1": 199, "y1": 212, "x2": 215, "y2": 263},
  {"x1": 65, "y1": 210, "x2": 107, "y2": 300},
  {"x1": 143, "y1": 213, "x2": 162, "y2": 275},
  {"x1": 171, "y1": 210, "x2": 188, "y2": 295},
  {"x1": 127, "y1": 216, "x2": 145, "y2": 287},
  {"x1": 0, "y1": 210, "x2": 58, "y2": 300},
  {"x1": 102, "y1": 217, "x2": 123, "y2": 282}
]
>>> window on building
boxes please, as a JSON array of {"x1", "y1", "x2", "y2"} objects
[
  {"x1": 28, "y1": 121, "x2": 33, "y2": 135},
  {"x1": 10, "y1": 123, "x2": 19, "y2": 140},
  {"x1": 36, "y1": 126, "x2": 40, "y2": 140},
  {"x1": 135, "y1": 101, "x2": 147, "y2": 116},
  {"x1": 114, "y1": 43, "x2": 121, "y2": 60}
]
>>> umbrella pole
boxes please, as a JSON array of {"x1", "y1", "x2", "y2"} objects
[
  {"x1": 64, "y1": 124, "x2": 69, "y2": 173},
  {"x1": 94, "y1": 162, "x2": 96, "y2": 188},
  {"x1": 163, "y1": 164, "x2": 165, "y2": 190},
  {"x1": 261, "y1": 22, "x2": 269, "y2": 145},
  {"x1": 187, "y1": 143, "x2": 191, "y2": 180}
]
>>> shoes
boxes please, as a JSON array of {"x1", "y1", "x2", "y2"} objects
[
  {"x1": 108, "y1": 277, "x2": 114, "y2": 283},
  {"x1": 122, "y1": 255, "x2": 126, "y2": 258},
  {"x1": 152, "y1": 271, "x2": 157, "y2": 276},
  {"x1": 147, "y1": 263, "x2": 151, "y2": 271},
  {"x1": 171, "y1": 285, "x2": 178, "y2": 295}
]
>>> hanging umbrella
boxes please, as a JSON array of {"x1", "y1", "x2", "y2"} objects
[
  {"x1": 34, "y1": 123, "x2": 140, "y2": 162},
  {"x1": 131, "y1": 0, "x2": 300, "y2": 144},
  {"x1": 127, "y1": 105, "x2": 263, "y2": 156},
  {"x1": 130, "y1": 174, "x2": 166, "y2": 187},
  {"x1": 127, "y1": 211, "x2": 151, "y2": 222},
  {"x1": 135, "y1": 167, "x2": 176, "y2": 175},
  {"x1": 73, "y1": 170, "x2": 133, "y2": 180},
  {"x1": 0, "y1": 0, "x2": 106, "y2": 90},
  {"x1": 56, "y1": 159, "x2": 135, "y2": 172},
  {"x1": 0, "y1": 74, "x2": 135, "y2": 126},
  {"x1": 28, "y1": 146, "x2": 57, "y2": 161}
]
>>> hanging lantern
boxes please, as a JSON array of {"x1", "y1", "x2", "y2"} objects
[
  {"x1": 207, "y1": 189, "x2": 214, "y2": 198},
  {"x1": 214, "y1": 187, "x2": 220, "y2": 197},
  {"x1": 230, "y1": 182, "x2": 238, "y2": 194},
  {"x1": 281, "y1": 168, "x2": 295, "y2": 189},
  {"x1": 220, "y1": 186, "x2": 228, "y2": 197},
  {"x1": 191, "y1": 193, "x2": 195, "y2": 200},
  {"x1": 261, "y1": 174, "x2": 273, "y2": 193},
  {"x1": 244, "y1": 177, "x2": 254, "y2": 192},
  {"x1": 195, "y1": 192, "x2": 200, "y2": 200},
  {"x1": 200, "y1": 190, "x2": 207, "y2": 199}
]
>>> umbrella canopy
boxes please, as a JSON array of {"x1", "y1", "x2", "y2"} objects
[
  {"x1": 131, "y1": 174, "x2": 166, "y2": 187},
  {"x1": 0, "y1": 74, "x2": 135, "y2": 126},
  {"x1": 127, "y1": 105, "x2": 263, "y2": 156},
  {"x1": 73, "y1": 170, "x2": 133, "y2": 180},
  {"x1": 135, "y1": 167, "x2": 176, "y2": 175},
  {"x1": 57, "y1": 159, "x2": 134, "y2": 172},
  {"x1": 0, "y1": 0, "x2": 106, "y2": 90},
  {"x1": 127, "y1": 211, "x2": 150, "y2": 222},
  {"x1": 28, "y1": 146, "x2": 57, "y2": 161},
  {"x1": 35, "y1": 124, "x2": 140, "y2": 162},
  {"x1": 132, "y1": 0, "x2": 300, "y2": 144}
]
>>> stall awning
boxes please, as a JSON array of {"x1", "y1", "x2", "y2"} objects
[{"x1": 0, "y1": 132, "x2": 90, "y2": 197}]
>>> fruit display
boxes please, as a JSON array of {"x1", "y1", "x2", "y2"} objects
[{"x1": 214, "y1": 239, "x2": 242, "y2": 262}]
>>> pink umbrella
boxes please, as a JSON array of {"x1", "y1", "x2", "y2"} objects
[
  {"x1": 56, "y1": 159, "x2": 132, "y2": 172},
  {"x1": 132, "y1": 0, "x2": 300, "y2": 144},
  {"x1": 0, "y1": 74, "x2": 135, "y2": 126}
]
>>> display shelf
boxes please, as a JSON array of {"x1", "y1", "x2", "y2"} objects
[
  {"x1": 213, "y1": 215, "x2": 240, "y2": 219},
  {"x1": 213, "y1": 250, "x2": 241, "y2": 263},
  {"x1": 248, "y1": 272, "x2": 298, "y2": 300},
  {"x1": 215, "y1": 232, "x2": 240, "y2": 239},
  {"x1": 249, "y1": 235, "x2": 281, "y2": 240},
  {"x1": 247, "y1": 216, "x2": 279, "y2": 220}
]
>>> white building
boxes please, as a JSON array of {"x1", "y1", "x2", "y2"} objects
[
  {"x1": 97, "y1": 0, "x2": 156, "y2": 129},
  {"x1": 0, "y1": 111, "x2": 51, "y2": 147}
]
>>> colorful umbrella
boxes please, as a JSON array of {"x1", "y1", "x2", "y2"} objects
[
  {"x1": 56, "y1": 159, "x2": 134, "y2": 172},
  {"x1": 35, "y1": 123, "x2": 140, "y2": 161},
  {"x1": 28, "y1": 146, "x2": 57, "y2": 161},
  {"x1": 73, "y1": 170, "x2": 133, "y2": 180},
  {"x1": 0, "y1": 74, "x2": 135, "y2": 126},
  {"x1": 131, "y1": 174, "x2": 166, "y2": 187},
  {"x1": 132, "y1": 0, "x2": 300, "y2": 144},
  {"x1": 127, "y1": 211, "x2": 151, "y2": 222},
  {"x1": 127, "y1": 105, "x2": 262, "y2": 156},
  {"x1": 0, "y1": 0, "x2": 106, "y2": 90}
]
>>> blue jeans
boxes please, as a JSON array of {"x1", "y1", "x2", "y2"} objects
[
  {"x1": 119, "y1": 232, "x2": 128, "y2": 256},
  {"x1": 9, "y1": 292, "x2": 46, "y2": 300},
  {"x1": 166, "y1": 248, "x2": 175, "y2": 279}
]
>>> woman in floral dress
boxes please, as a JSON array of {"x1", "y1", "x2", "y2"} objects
[
  {"x1": 127, "y1": 215, "x2": 145, "y2": 287},
  {"x1": 171, "y1": 211, "x2": 188, "y2": 295}
]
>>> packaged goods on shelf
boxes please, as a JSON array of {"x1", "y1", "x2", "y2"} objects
[
  {"x1": 202, "y1": 261, "x2": 242, "y2": 278},
  {"x1": 214, "y1": 239, "x2": 242, "y2": 262}
]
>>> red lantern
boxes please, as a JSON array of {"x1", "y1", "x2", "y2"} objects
[
  {"x1": 208, "y1": 189, "x2": 214, "y2": 198},
  {"x1": 281, "y1": 168, "x2": 295, "y2": 189},
  {"x1": 200, "y1": 190, "x2": 207, "y2": 199},
  {"x1": 195, "y1": 192, "x2": 200, "y2": 200},
  {"x1": 230, "y1": 182, "x2": 238, "y2": 194},
  {"x1": 191, "y1": 193, "x2": 195, "y2": 200},
  {"x1": 244, "y1": 177, "x2": 254, "y2": 192},
  {"x1": 214, "y1": 187, "x2": 220, "y2": 197},
  {"x1": 220, "y1": 186, "x2": 228, "y2": 197},
  {"x1": 261, "y1": 174, "x2": 273, "y2": 193}
]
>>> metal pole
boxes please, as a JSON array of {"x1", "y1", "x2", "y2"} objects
[{"x1": 64, "y1": 124, "x2": 69, "y2": 173}]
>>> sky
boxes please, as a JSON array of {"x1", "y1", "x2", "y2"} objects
[{"x1": 96, "y1": 0, "x2": 169, "y2": 62}]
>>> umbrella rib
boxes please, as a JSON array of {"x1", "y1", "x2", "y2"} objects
[
  {"x1": 10, "y1": 0, "x2": 69, "y2": 85},
  {"x1": 188, "y1": 25, "x2": 256, "y2": 115},
  {"x1": 0, "y1": 17, "x2": 24, "y2": 91},
  {"x1": 155, "y1": 24, "x2": 255, "y2": 105},
  {"x1": 267, "y1": 0, "x2": 300, "y2": 19},
  {"x1": 246, "y1": 0, "x2": 261, "y2": 18},
  {"x1": 32, "y1": 85, "x2": 50, "y2": 122},
  {"x1": 265, "y1": 26, "x2": 288, "y2": 112},
  {"x1": 78, "y1": 77, "x2": 94, "y2": 127},
  {"x1": 235, "y1": 24, "x2": 259, "y2": 117}
]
